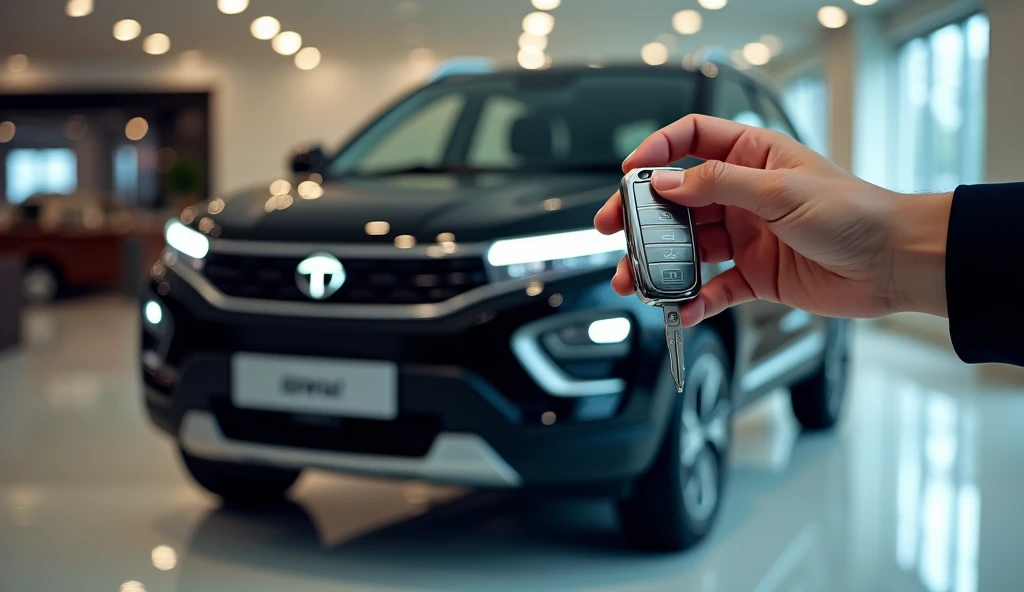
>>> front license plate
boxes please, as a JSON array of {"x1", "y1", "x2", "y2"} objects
[{"x1": 231, "y1": 353, "x2": 398, "y2": 419}]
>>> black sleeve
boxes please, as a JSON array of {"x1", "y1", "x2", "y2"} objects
[{"x1": 946, "y1": 183, "x2": 1024, "y2": 366}]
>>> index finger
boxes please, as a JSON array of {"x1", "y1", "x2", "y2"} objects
[{"x1": 622, "y1": 114, "x2": 774, "y2": 172}]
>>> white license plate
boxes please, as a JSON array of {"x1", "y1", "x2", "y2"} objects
[{"x1": 232, "y1": 353, "x2": 398, "y2": 419}]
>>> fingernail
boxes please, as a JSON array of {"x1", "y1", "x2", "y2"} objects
[{"x1": 652, "y1": 170, "x2": 683, "y2": 191}]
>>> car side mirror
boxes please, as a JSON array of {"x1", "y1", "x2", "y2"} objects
[{"x1": 290, "y1": 145, "x2": 327, "y2": 174}]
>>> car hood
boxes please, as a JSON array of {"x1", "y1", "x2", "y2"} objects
[{"x1": 203, "y1": 173, "x2": 621, "y2": 244}]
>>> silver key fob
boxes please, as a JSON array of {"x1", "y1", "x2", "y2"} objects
[
  {"x1": 620, "y1": 167, "x2": 701, "y2": 392},
  {"x1": 620, "y1": 167, "x2": 702, "y2": 305}
]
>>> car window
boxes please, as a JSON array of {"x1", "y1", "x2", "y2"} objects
[
  {"x1": 468, "y1": 96, "x2": 527, "y2": 167},
  {"x1": 756, "y1": 92, "x2": 797, "y2": 137},
  {"x1": 715, "y1": 79, "x2": 765, "y2": 128},
  {"x1": 355, "y1": 94, "x2": 466, "y2": 174}
]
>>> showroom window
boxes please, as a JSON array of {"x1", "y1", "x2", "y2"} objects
[
  {"x1": 5, "y1": 148, "x2": 78, "y2": 204},
  {"x1": 783, "y1": 74, "x2": 829, "y2": 156},
  {"x1": 894, "y1": 13, "x2": 989, "y2": 193}
]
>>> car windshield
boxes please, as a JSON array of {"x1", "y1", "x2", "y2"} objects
[{"x1": 327, "y1": 71, "x2": 698, "y2": 179}]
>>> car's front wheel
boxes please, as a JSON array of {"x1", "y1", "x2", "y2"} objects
[
  {"x1": 617, "y1": 326, "x2": 733, "y2": 552},
  {"x1": 180, "y1": 449, "x2": 301, "y2": 506}
]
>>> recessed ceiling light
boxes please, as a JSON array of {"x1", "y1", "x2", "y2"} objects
[
  {"x1": 394, "y1": 234, "x2": 416, "y2": 249},
  {"x1": 6, "y1": 54, "x2": 29, "y2": 73},
  {"x1": 0, "y1": 121, "x2": 15, "y2": 143},
  {"x1": 518, "y1": 47, "x2": 546, "y2": 70},
  {"x1": 295, "y1": 47, "x2": 321, "y2": 70},
  {"x1": 700, "y1": 61, "x2": 719, "y2": 78},
  {"x1": 65, "y1": 0, "x2": 93, "y2": 18},
  {"x1": 522, "y1": 12, "x2": 555, "y2": 36},
  {"x1": 519, "y1": 32, "x2": 548, "y2": 51},
  {"x1": 672, "y1": 10, "x2": 702, "y2": 35},
  {"x1": 818, "y1": 6, "x2": 848, "y2": 28},
  {"x1": 760, "y1": 34, "x2": 783, "y2": 56},
  {"x1": 531, "y1": 0, "x2": 561, "y2": 9},
  {"x1": 641, "y1": 42, "x2": 669, "y2": 66},
  {"x1": 365, "y1": 221, "x2": 390, "y2": 236},
  {"x1": 143, "y1": 34, "x2": 171, "y2": 55},
  {"x1": 272, "y1": 31, "x2": 302, "y2": 55},
  {"x1": 697, "y1": 0, "x2": 727, "y2": 10},
  {"x1": 250, "y1": 16, "x2": 281, "y2": 40},
  {"x1": 125, "y1": 117, "x2": 149, "y2": 141},
  {"x1": 217, "y1": 0, "x2": 249, "y2": 15},
  {"x1": 853, "y1": 0, "x2": 878, "y2": 5},
  {"x1": 113, "y1": 19, "x2": 142, "y2": 42},
  {"x1": 742, "y1": 42, "x2": 771, "y2": 66}
]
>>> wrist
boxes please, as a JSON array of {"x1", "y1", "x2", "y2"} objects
[{"x1": 891, "y1": 192, "x2": 953, "y2": 317}]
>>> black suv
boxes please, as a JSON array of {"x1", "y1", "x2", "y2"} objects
[{"x1": 142, "y1": 64, "x2": 849, "y2": 551}]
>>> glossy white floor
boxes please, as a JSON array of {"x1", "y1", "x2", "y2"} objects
[{"x1": 2, "y1": 296, "x2": 1024, "y2": 592}]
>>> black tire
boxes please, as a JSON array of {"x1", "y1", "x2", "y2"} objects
[
  {"x1": 180, "y1": 449, "x2": 301, "y2": 506},
  {"x1": 22, "y1": 261, "x2": 62, "y2": 304},
  {"x1": 790, "y1": 319, "x2": 851, "y2": 431},
  {"x1": 617, "y1": 326, "x2": 733, "y2": 552}
]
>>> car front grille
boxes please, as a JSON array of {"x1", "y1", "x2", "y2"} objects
[{"x1": 202, "y1": 251, "x2": 489, "y2": 304}]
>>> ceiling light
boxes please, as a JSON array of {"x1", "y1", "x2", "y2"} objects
[
  {"x1": 269, "y1": 179, "x2": 291, "y2": 195},
  {"x1": 125, "y1": 117, "x2": 149, "y2": 141},
  {"x1": 519, "y1": 32, "x2": 548, "y2": 51},
  {"x1": 272, "y1": 31, "x2": 302, "y2": 55},
  {"x1": 818, "y1": 6, "x2": 848, "y2": 28},
  {"x1": 143, "y1": 34, "x2": 171, "y2": 55},
  {"x1": 760, "y1": 34, "x2": 783, "y2": 56},
  {"x1": 853, "y1": 0, "x2": 878, "y2": 4},
  {"x1": 743, "y1": 42, "x2": 771, "y2": 66},
  {"x1": 217, "y1": 0, "x2": 249, "y2": 15},
  {"x1": 250, "y1": 16, "x2": 280, "y2": 40},
  {"x1": 531, "y1": 0, "x2": 561, "y2": 9},
  {"x1": 522, "y1": 12, "x2": 555, "y2": 36},
  {"x1": 6, "y1": 54, "x2": 28, "y2": 73},
  {"x1": 672, "y1": 9, "x2": 702, "y2": 35},
  {"x1": 641, "y1": 42, "x2": 669, "y2": 66},
  {"x1": 517, "y1": 47, "x2": 546, "y2": 70},
  {"x1": 294, "y1": 47, "x2": 321, "y2": 70},
  {"x1": 697, "y1": 0, "x2": 727, "y2": 9},
  {"x1": 65, "y1": 0, "x2": 93, "y2": 18},
  {"x1": 0, "y1": 121, "x2": 15, "y2": 143},
  {"x1": 113, "y1": 19, "x2": 142, "y2": 41},
  {"x1": 365, "y1": 221, "x2": 390, "y2": 235},
  {"x1": 395, "y1": 235, "x2": 416, "y2": 249},
  {"x1": 700, "y1": 61, "x2": 719, "y2": 78}
]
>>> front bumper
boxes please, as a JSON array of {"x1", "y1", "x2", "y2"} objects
[{"x1": 143, "y1": 263, "x2": 677, "y2": 488}]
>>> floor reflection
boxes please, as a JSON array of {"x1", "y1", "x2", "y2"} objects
[{"x1": 2, "y1": 297, "x2": 1023, "y2": 592}]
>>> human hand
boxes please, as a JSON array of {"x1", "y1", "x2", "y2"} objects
[{"x1": 594, "y1": 115, "x2": 951, "y2": 327}]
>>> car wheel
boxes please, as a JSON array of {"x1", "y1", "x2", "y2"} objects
[
  {"x1": 180, "y1": 449, "x2": 301, "y2": 506},
  {"x1": 789, "y1": 319, "x2": 850, "y2": 431},
  {"x1": 617, "y1": 325, "x2": 733, "y2": 552},
  {"x1": 23, "y1": 262, "x2": 62, "y2": 304}
]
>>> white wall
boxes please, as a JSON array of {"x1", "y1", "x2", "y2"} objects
[{"x1": 0, "y1": 55, "x2": 433, "y2": 195}]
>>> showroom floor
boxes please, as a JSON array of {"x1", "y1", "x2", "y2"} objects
[{"x1": 2, "y1": 297, "x2": 1024, "y2": 592}]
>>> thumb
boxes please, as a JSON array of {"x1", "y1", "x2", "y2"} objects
[{"x1": 651, "y1": 162, "x2": 799, "y2": 222}]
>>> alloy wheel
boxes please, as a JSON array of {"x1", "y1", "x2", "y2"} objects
[{"x1": 678, "y1": 351, "x2": 730, "y2": 522}]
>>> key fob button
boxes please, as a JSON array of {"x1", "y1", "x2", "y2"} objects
[
  {"x1": 648, "y1": 262, "x2": 696, "y2": 291},
  {"x1": 640, "y1": 226, "x2": 691, "y2": 245},
  {"x1": 645, "y1": 245, "x2": 694, "y2": 265},
  {"x1": 632, "y1": 182, "x2": 663, "y2": 207},
  {"x1": 638, "y1": 206, "x2": 688, "y2": 226}
]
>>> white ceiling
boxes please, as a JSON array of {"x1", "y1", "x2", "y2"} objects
[{"x1": 0, "y1": 0, "x2": 904, "y2": 67}]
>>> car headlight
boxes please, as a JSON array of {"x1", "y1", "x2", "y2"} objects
[
  {"x1": 164, "y1": 220, "x2": 209, "y2": 265},
  {"x1": 485, "y1": 229, "x2": 626, "y2": 281}
]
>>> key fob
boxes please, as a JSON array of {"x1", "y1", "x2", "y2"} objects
[{"x1": 620, "y1": 167, "x2": 702, "y2": 305}]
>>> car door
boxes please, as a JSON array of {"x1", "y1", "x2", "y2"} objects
[{"x1": 708, "y1": 76, "x2": 827, "y2": 404}]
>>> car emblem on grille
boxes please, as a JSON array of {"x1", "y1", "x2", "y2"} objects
[{"x1": 296, "y1": 252, "x2": 346, "y2": 300}]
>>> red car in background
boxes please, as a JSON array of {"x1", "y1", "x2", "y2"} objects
[{"x1": 0, "y1": 194, "x2": 164, "y2": 302}]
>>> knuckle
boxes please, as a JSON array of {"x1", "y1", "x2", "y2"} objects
[{"x1": 697, "y1": 159, "x2": 726, "y2": 187}]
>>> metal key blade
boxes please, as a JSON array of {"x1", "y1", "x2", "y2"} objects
[{"x1": 663, "y1": 304, "x2": 685, "y2": 393}]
